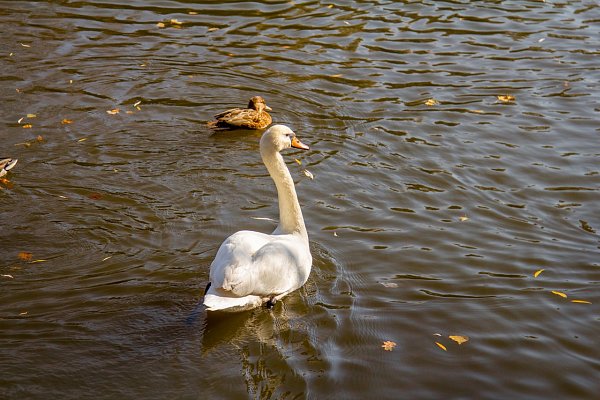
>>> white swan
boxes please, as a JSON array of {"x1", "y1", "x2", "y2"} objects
[{"x1": 203, "y1": 125, "x2": 312, "y2": 312}]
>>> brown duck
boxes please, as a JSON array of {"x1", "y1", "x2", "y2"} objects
[{"x1": 208, "y1": 96, "x2": 272, "y2": 130}]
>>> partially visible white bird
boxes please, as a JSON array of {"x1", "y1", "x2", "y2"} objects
[
  {"x1": 0, "y1": 158, "x2": 18, "y2": 178},
  {"x1": 203, "y1": 125, "x2": 312, "y2": 312}
]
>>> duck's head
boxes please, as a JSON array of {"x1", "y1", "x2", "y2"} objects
[
  {"x1": 248, "y1": 96, "x2": 272, "y2": 113},
  {"x1": 260, "y1": 125, "x2": 309, "y2": 153}
]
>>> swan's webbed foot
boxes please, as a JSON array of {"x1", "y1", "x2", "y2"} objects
[{"x1": 265, "y1": 297, "x2": 277, "y2": 309}]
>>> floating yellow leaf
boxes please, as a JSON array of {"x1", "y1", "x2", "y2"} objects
[
  {"x1": 294, "y1": 159, "x2": 302, "y2": 165},
  {"x1": 497, "y1": 95, "x2": 515, "y2": 103},
  {"x1": 435, "y1": 342, "x2": 447, "y2": 351},
  {"x1": 27, "y1": 113, "x2": 37, "y2": 118},
  {"x1": 22, "y1": 124, "x2": 32, "y2": 129},
  {"x1": 551, "y1": 290, "x2": 567, "y2": 298},
  {"x1": 156, "y1": 22, "x2": 165, "y2": 28},
  {"x1": 61, "y1": 118, "x2": 73, "y2": 124},
  {"x1": 36, "y1": 135, "x2": 43, "y2": 142},
  {"x1": 102, "y1": 256, "x2": 112, "y2": 262},
  {"x1": 425, "y1": 98, "x2": 439, "y2": 106},
  {"x1": 459, "y1": 216, "x2": 469, "y2": 222},
  {"x1": 188, "y1": 11, "x2": 198, "y2": 15},
  {"x1": 77, "y1": 137, "x2": 87, "y2": 142},
  {"x1": 31, "y1": 259, "x2": 47, "y2": 263},
  {"x1": 449, "y1": 335, "x2": 469, "y2": 345},
  {"x1": 534, "y1": 269, "x2": 544, "y2": 278},
  {"x1": 170, "y1": 19, "x2": 183, "y2": 25},
  {"x1": 330, "y1": 74, "x2": 343, "y2": 78},
  {"x1": 106, "y1": 108, "x2": 120, "y2": 115},
  {"x1": 134, "y1": 100, "x2": 142, "y2": 107},
  {"x1": 207, "y1": 27, "x2": 219, "y2": 32},
  {"x1": 571, "y1": 300, "x2": 591, "y2": 304},
  {"x1": 20, "y1": 43, "x2": 31, "y2": 48},
  {"x1": 381, "y1": 341, "x2": 396, "y2": 351}
]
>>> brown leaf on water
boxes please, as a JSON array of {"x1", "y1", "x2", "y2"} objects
[
  {"x1": 381, "y1": 341, "x2": 396, "y2": 351},
  {"x1": 497, "y1": 95, "x2": 515, "y2": 103},
  {"x1": 61, "y1": 118, "x2": 73, "y2": 124},
  {"x1": 18, "y1": 252, "x2": 33, "y2": 262},
  {"x1": 425, "y1": 98, "x2": 439, "y2": 106},
  {"x1": 22, "y1": 124, "x2": 32, "y2": 129},
  {"x1": 27, "y1": 113, "x2": 37, "y2": 118},
  {"x1": 449, "y1": 335, "x2": 469, "y2": 345},
  {"x1": 207, "y1": 27, "x2": 219, "y2": 32},
  {"x1": 37, "y1": 135, "x2": 44, "y2": 142},
  {"x1": 435, "y1": 342, "x2": 447, "y2": 351},
  {"x1": 156, "y1": 22, "x2": 165, "y2": 28},
  {"x1": 106, "y1": 108, "x2": 120, "y2": 115},
  {"x1": 571, "y1": 300, "x2": 591, "y2": 304},
  {"x1": 534, "y1": 269, "x2": 544, "y2": 278},
  {"x1": 88, "y1": 192, "x2": 103, "y2": 200},
  {"x1": 551, "y1": 290, "x2": 567, "y2": 298}
]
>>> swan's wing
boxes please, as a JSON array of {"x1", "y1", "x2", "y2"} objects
[
  {"x1": 208, "y1": 230, "x2": 271, "y2": 291},
  {"x1": 248, "y1": 237, "x2": 312, "y2": 296}
]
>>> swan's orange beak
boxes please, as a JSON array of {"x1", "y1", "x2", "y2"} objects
[{"x1": 291, "y1": 136, "x2": 309, "y2": 150}]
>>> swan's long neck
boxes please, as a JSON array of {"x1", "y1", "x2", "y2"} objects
[{"x1": 261, "y1": 148, "x2": 308, "y2": 243}]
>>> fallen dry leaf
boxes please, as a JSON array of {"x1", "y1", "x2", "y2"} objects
[
  {"x1": 302, "y1": 169, "x2": 314, "y2": 180},
  {"x1": 27, "y1": 113, "x2": 36, "y2": 118},
  {"x1": 459, "y1": 216, "x2": 469, "y2": 222},
  {"x1": 61, "y1": 119, "x2": 73, "y2": 124},
  {"x1": 170, "y1": 19, "x2": 183, "y2": 25},
  {"x1": 571, "y1": 300, "x2": 591, "y2": 304},
  {"x1": 106, "y1": 109, "x2": 120, "y2": 115},
  {"x1": 497, "y1": 95, "x2": 515, "y2": 103},
  {"x1": 156, "y1": 22, "x2": 165, "y2": 28},
  {"x1": 22, "y1": 124, "x2": 32, "y2": 129},
  {"x1": 425, "y1": 98, "x2": 439, "y2": 106},
  {"x1": 551, "y1": 290, "x2": 567, "y2": 298},
  {"x1": 435, "y1": 342, "x2": 447, "y2": 351},
  {"x1": 534, "y1": 269, "x2": 544, "y2": 278},
  {"x1": 381, "y1": 341, "x2": 396, "y2": 351},
  {"x1": 207, "y1": 27, "x2": 219, "y2": 32},
  {"x1": 294, "y1": 158, "x2": 302, "y2": 166},
  {"x1": 18, "y1": 252, "x2": 33, "y2": 261},
  {"x1": 449, "y1": 335, "x2": 469, "y2": 345},
  {"x1": 36, "y1": 135, "x2": 43, "y2": 142}
]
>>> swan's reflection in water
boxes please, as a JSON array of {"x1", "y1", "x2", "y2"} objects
[{"x1": 195, "y1": 242, "x2": 351, "y2": 398}]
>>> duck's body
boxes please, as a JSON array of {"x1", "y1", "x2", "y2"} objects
[
  {"x1": 203, "y1": 125, "x2": 312, "y2": 312},
  {"x1": 0, "y1": 158, "x2": 18, "y2": 178},
  {"x1": 208, "y1": 96, "x2": 272, "y2": 130}
]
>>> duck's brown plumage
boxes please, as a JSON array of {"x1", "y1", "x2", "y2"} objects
[{"x1": 208, "y1": 96, "x2": 272, "y2": 130}]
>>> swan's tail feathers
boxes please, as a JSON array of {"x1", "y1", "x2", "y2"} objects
[{"x1": 203, "y1": 286, "x2": 263, "y2": 312}]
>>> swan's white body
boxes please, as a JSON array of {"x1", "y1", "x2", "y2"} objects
[{"x1": 203, "y1": 125, "x2": 312, "y2": 312}]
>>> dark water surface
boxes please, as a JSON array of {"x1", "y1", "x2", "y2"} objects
[{"x1": 1, "y1": 1, "x2": 599, "y2": 399}]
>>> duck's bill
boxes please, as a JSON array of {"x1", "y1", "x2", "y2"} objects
[
  {"x1": 265, "y1": 105, "x2": 273, "y2": 111},
  {"x1": 291, "y1": 137, "x2": 309, "y2": 150}
]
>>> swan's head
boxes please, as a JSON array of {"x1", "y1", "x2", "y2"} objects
[
  {"x1": 248, "y1": 96, "x2": 272, "y2": 113},
  {"x1": 260, "y1": 125, "x2": 309, "y2": 153}
]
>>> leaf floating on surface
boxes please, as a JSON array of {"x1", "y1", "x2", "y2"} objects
[
  {"x1": 534, "y1": 269, "x2": 544, "y2": 278},
  {"x1": 106, "y1": 109, "x2": 120, "y2": 115},
  {"x1": 459, "y1": 216, "x2": 469, "y2": 222},
  {"x1": 380, "y1": 282, "x2": 398, "y2": 288},
  {"x1": 61, "y1": 119, "x2": 73, "y2": 124},
  {"x1": 302, "y1": 169, "x2": 314, "y2": 180},
  {"x1": 435, "y1": 342, "x2": 447, "y2": 351},
  {"x1": 551, "y1": 290, "x2": 567, "y2": 298},
  {"x1": 571, "y1": 300, "x2": 591, "y2": 304},
  {"x1": 18, "y1": 252, "x2": 33, "y2": 261},
  {"x1": 381, "y1": 341, "x2": 396, "y2": 351},
  {"x1": 22, "y1": 124, "x2": 32, "y2": 129},
  {"x1": 425, "y1": 98, "x2": 439, "y2": 106},
  {"x1": 497, "y1": 95, "x2": 515, "y2": 103},
  {"x1": 449, "y1": 335, "x2": 469, "y2": 345}
]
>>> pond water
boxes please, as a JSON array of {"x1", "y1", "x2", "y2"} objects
[{"x1": 1, "y1": 1, "x2": 599, "y2": 399}]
